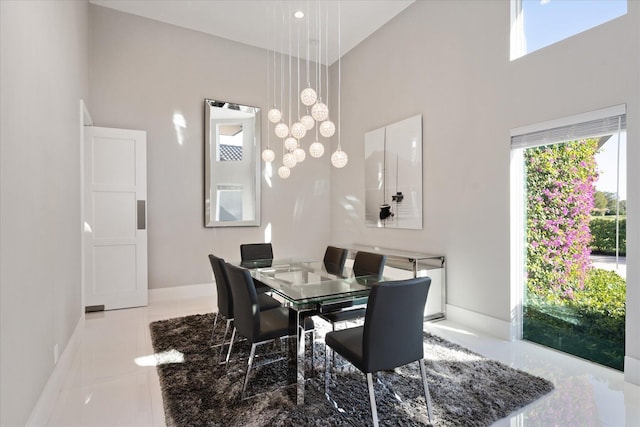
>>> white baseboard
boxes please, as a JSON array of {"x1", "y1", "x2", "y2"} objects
[
  {"x1": 26, "y1": 317, "x2": 85, "y2": 427},
  {"x1": 624, "y1": 356, "x2": 640, "y2": 386},
  {"x1": 445, "y1": 304, "x2": 513, "y2": 341},
  {"x1": 148, "y1": 283, "x2": 214, "y2": 302}
]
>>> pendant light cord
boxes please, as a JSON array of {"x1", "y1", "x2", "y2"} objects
[
  {"x1": 325, "y1": 8, "x2": 329, "y2": 107},
  {"x1": 297, "y1": 23, "x2": 300, "y2": 121},
  {"x1": 337, "y1": 0, "x2": 342, "y2": 151}
]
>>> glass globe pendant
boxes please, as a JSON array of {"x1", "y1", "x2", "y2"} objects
[
  {"x1": 284, "y1": 136, "x2": 298, "y2": 151},
  {"x1": 300, "y1": 114, "x2": 315, "y2": 130},
  {"x1": 290, "y1": 122, "x2": 307, "y2": 139},
  {"x1": 274, "y1": 122, "x2": 289, "y2": 139},
  {"x1": 311, "y1": 101, "x2": 329, "y2": 121},
  {"x1": 283, "y1": 152, "x2": 297, "y2": 168},
  {"x1": 301, "y1": 86, "x2": 317, "y2": 106},
  {"x1": 309, "y1": 141, "x2": 324, "y2": 158},
  {"x1": 261, "y1": 148, "x2": 275, "y2": 163},
  {"x1": 331, "y1": 149, "x2": 348, "y2": 168},
  {"x1": 319, "y1": 120, "x2": 336, "y2": 138},
  {"x1": 293, "y1": 147, "x2": 306, "y2": 162},
  {"x1": 267, "y1": 108, "x2": 282, "y2": 123},
  {"x1": 278, "y1": 165, "x2": 291, "y2": 179}
]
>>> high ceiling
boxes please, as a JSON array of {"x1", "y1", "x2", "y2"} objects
[{"x1": 90, "y1": 0, "x2": 415, "y2": 65}]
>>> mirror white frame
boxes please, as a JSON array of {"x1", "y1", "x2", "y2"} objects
[
  {"x1": 204, "y1": 99, "x2": 261, "y2": 227},
  {"x1": 364, "y1": 114, "x2": 423, "y2": 229}
]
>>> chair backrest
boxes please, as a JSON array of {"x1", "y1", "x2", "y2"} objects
[
  {"x1": 225, "y1": 263, "x2": 260, "y2": 341},
  {"x1": 362, "y1": 276, "x2": 431, "y2": 373},
  {"x1": 323, "y1": 246, "x2": 348, "y2": 275},
  {"x1": 208, "y1": 254, "x2": 233, "y2": 318},
  {"x1": 240, "y1": 243, "x2": 274, "y2": 262},
  {"x1": 353, "y1": 251, "x2": 386, "y2": 280}
]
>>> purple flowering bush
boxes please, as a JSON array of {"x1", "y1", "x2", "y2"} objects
[{"x1": 525, "y1": 139, "x2": 598, "y2": 301}]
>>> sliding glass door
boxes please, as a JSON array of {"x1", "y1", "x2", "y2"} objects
[{"x1": 512, "y1": 108, "x2": 626, "y2": 370}]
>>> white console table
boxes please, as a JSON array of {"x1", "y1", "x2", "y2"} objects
[{"x1": 346, "y1": 244, "x2": 446, "y2": 321}]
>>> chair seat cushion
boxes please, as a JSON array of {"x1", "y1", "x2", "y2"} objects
[
  {"x1": 320, "y1": 307, "x2": 366, "y2": 324},
  {"x1": 325, "y1": 326, "x2": 366, "y2": 372},
  {"x1": 257, "y1": 293, "x2": 281, "y2": 310},
  {"x1": 258, "y1": 307, "x2": 314, "y2": 342}
]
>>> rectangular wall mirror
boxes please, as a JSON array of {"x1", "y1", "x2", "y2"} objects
[
  {"x1": 204, "y1": 99, "x2": 261, "y2": 227},
  {"x1": 364, "y1": 114, "x2": 422, "y2": 229}
]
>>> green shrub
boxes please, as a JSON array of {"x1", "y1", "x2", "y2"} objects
[
  {"x1": 523, "y1": 268, "x2": 626, "y2": 370},
  {"x1": 570, "y1": 269, "x2": 626, "y2": 337},
  {"x1": 590, "y1": 217, "x2": 626, "y2": 255}
]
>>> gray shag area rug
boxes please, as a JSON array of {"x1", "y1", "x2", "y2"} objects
[{"x1": 149, "y1": 313, "x2": 554, "y2": 427}]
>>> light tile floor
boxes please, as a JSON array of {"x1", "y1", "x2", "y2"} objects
[{"x1": 46, "y1": 295, "x2": 639, "y2": 426}]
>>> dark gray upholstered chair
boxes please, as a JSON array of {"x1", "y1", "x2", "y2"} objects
[
  {"x1": 224, "y1": 263, "x2": 315, "y2": 399},
  {"x1": 239, "y1": 243, "x2": 274, "y2": 292},
  {"x1": 208, "y1": 254, "x2": 281, "y2": 361},
  {"x1": 323, "y1": 246, "x2": 348, "y2": 276},
  {"x1": 351, "y1": 251, "x2": 386, "y2": 279},
  {"x1": 320, "y1": 251, "x2": 387, "y2": 330},
  {"x1": 324, "y1": 276, "x2": 433, "y2": 426},
  {"x1": 240, "y1": 243, "x2": 274, "y2": 265}
]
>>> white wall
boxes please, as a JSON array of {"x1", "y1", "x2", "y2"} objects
[
  {"x1": 0, "y1": 1, "x2": 89, "y2": 425},
  {"x1": 329, "y1": 0, "x2": 639, "y2": 383},
  {"x1": 88, "y1": 5, "x2": 331, "y2": 289}
]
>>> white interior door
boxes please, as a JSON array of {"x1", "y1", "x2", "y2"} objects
[{"x1": 84, "y1": 126, "x2": 147, "y2": 310}]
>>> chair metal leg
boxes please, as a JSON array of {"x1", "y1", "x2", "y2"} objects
[
  {"x1": 225, "y1": 327, "x2": 236, "y2": 371},
  {"x1": 237, "y1": 338, "x2": 293, "y2": 400},
  {"x1": 218, "y1": 319, "x2": 233, "y2": 363},
  {"x1": 419, "y1": 359, "x2": 434, "y2": 423},
  {"x1": 210, "y1": 312, "x2": 219, "y2": 343},
  {"x1": 366, "y1": 373, "x2": 379, "y2": 427},
  {"x1": 324, "y1": 344, "x2": 331, "y2": 398},
  {"x1": 241, "y1": 343, "x2": 258, "y2": 400}
]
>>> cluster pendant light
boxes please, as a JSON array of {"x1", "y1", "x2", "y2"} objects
[{"x1": 262, "y1": 1, "x2": 347, "y2": 179}]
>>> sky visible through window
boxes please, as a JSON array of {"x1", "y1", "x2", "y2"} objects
[
  {"x1": 522, "y1": 0, "x2": 627, "y2": 55},
  {"x1": 595, "y1": 133, "x2": 626, "y2": 199}
]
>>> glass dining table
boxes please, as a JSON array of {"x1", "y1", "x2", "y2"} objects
[{"x1": 235, "y1": 258, "x2": 381, "y2": 405}]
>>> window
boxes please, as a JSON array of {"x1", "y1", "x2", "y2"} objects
[
  {"x1": 511, "y1": 106, "x2": 627, "y2": 370},
  {"x1": 511, "y1": 0, "x2": 627, "y2": 60}
]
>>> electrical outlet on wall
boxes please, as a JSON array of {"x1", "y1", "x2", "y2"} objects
[{"x1": 54, "y1": 344, "x2": 59, "y2": 365}]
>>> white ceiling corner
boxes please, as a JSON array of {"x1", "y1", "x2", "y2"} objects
[{"x1": 89, "y1": 0, "x2": 415, "y2": 65}]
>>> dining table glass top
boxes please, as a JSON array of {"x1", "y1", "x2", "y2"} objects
[{"x1": 238, "y1": 258, "x2": 379, "y2": 306}]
